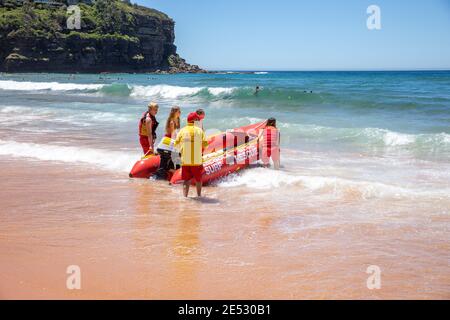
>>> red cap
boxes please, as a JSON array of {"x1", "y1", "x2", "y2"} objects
[{"x1": 187, "y1": 112, "x2": 200, "y2": 123}]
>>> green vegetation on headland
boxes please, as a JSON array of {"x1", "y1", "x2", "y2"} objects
[{"x1": 0, "y1": 0, "x2": 205, "y2": 73}]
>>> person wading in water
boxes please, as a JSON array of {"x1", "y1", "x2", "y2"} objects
[{"x1": 138, "y1": 102, "x2": 159, "y2": 155}]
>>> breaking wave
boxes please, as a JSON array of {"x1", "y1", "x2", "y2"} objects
[
  {"x1": 219, "y1": 168, "x2": 450, "y2": 200},
  {"x1": 0, "y1": 105, "x2": 134, "y2": 126},
  {"x1": 129, "y1": 84, "x2": 235, "y2": 99},
  {"x1": 0, "y1": 139, "x2": 139, "y2": 172},
  {"x1": 0, "y1": 80, "x2": 103, "y2": 92},
  {"x1": 280, "y1": 123, "x2": 450, "y2": 149},
  {"x1": 1, "y1": 79, "x2": 448, "y2": 112}
]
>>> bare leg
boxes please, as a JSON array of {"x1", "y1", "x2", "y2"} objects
[
  {"x1": 196, "y1": 182, "x2": 202, "y2": 197},
  {"x1": 273, "y1": 158, "x2": 280, "y2": 170},
  {"x1": 183, "y1": 180, "x2": 190, "y2": 198}
]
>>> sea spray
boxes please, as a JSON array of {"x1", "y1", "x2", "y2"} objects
[
  {"x1": 0, "y1": 140, "x2": 139, "y2": 173},
  {"x1": 0, "y1": 80, "x2": 103, "y2": 92},
  {"x1": 218, "y1": 167, "x2": 450, "y2": 200}
]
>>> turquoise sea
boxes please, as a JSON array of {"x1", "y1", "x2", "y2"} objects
[{"x1": 0, "y1": 71, "x2": 449, "y2": 192}]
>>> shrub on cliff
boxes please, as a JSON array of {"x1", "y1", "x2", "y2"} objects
[
  {"x1": 93, "y1": 0, "x2": 124, "y2": 34},
  {"x1": 0, "y1": 0, "x2": 203, "y2": 73},
  {"x1": 0, "y1": 0, "x2": 171, "y2": 38}
]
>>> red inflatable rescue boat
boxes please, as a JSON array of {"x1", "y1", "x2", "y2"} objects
[{"x1": 129, "y1": 121, "x2": 270, "y2": 184}]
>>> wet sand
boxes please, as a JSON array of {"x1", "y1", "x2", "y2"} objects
[{"x1": 1, "y1": 157, "x2": 449, "y2": 300}]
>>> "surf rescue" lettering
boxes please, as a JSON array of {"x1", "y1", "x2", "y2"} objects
[{"x1": 205, "y1": 161, "x2": 223, "y2": 175}]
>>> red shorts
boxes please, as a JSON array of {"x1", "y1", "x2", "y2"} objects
[
  {"x1": 261, "y1": 147, "x2": 280, "y2": 164},
  {"x1": 182, "y1": 165, "x2": 203, "y2": 182},
  {"x1": 139, "y1": 136, "x2": 150, "y2": 154}
]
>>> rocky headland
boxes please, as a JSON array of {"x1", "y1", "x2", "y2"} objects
[{"x1": 0, "y1": 0, "x2": 207, "y2": 73}]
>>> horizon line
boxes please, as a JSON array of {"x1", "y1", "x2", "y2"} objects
[{"x1": 207, "y1": 68, "x2": 450, "y2": 72}]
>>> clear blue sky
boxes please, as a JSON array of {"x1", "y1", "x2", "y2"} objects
[{"x1": 137, "y1": 0, "x2": 450, "y2": 71}]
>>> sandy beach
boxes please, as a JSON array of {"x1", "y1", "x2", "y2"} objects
[{"x1": 1, "y1": 157, "x2": 449, "y2": 299}]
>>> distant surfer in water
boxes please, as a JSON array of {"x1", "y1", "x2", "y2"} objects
[{"x1": 254, "y1": 86, "x2": 260, "y2": 95}]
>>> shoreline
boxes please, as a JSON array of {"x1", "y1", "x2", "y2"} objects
[{"x1": 2, "y1": 70, "x2": 450, "y2": 76}]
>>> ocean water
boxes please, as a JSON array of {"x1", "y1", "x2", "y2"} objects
[
  {"x1": 1, "y1": 71, "x2": 449, "y2": 183},
  {"x1": 1, "y1": 71, "x2": 450, "y2": 298}
]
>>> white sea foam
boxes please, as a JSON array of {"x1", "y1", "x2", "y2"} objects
[
  {"x1": 1, "y1": 138, "x2": 448, "y2": 199},
  {"x1": 363, "y1": 128, "x2": 416, "y2": 146},
  {"x1": 208, "y1": 87, "x2": 235, "y2": 95},
  {"x1": 0, "y1": 80, "x2": 238, "y2": 99},
  {"x1": 212, "y1": 116, "x2": 264, "y2": 128},
  {"x1": 366, "y1": 128, "x2": 450, "y2": 147},
  {"x1": 0, "y1": 80, "x2": 103, "y2": 91},
  {"x1": 0, "y1": 140, "x2": 139, "y2": 172},
  {"x1": 279, "y1": 123, "x2": 450, "y2": 148},
  {"x1": 1, "y1": 105, "x2": 31, "y2": 113},
  {"x1": 419, "y1": 132, "x2": 450, "y2": 146},
  {"x1": 219, "y1": 168, "x2": 450, "y2": 200},
  {"x1": 130, "y1": 84, "x2": 202, "y2": 98},
  {"x1": 0, "y1": 105, "x2": 133, "y2": 126},
  {"x1": 383, "y1": 131, "x2": 416, "y2": 146},
  {"x1": 254, "y1": 72, "x2": 269, "y2": 75},
  {"x1": 130, "y1": 84, "x2": 236, "y2": 99}
]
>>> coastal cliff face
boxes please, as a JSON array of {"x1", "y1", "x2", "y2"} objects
[{"x1": 0, "y1": 0, "x2": 205, "y2": 73}]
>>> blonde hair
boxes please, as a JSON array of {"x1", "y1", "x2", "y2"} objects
[
  {"x1": 148, "y1": 102, "x2": 159, "y2": 110},
  {"x1": 166, "y1": 106, "x2": 181, "y2": 134}
]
